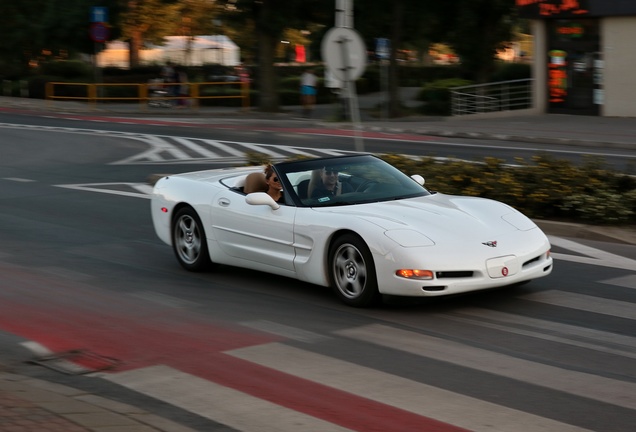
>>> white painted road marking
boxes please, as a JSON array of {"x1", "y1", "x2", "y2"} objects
[
  {"x1": 549, "y1": 235, "x2": 636, "y2": 271},
  {"x1": 105, "y1": 365, "x2": 354, "y2": 432},
  {"x1": 228, "y1": 342, "x2": 592, "y2": 432},
  {"x1": 520, "y1": 289, "x2": 636, "y2": 320},
  {"x1": 336, "y1": 324, "x2": 636, "y2": 411}
]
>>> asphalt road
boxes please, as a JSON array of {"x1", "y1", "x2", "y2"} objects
[
  {"x1": 1, "y1": 112, "x2": 635, "y2": 431},
  {"x1": 1, "y1": 109, "x2": 636, "y2": 171}
]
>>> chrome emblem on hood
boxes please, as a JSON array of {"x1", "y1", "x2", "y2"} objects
[{"x1": 482, "y1": 241, "x2": 498, "y2": 247}]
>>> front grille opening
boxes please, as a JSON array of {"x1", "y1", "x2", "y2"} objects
[{"x1": 436, "y1": 271, "x2": 474, "y2": 279}]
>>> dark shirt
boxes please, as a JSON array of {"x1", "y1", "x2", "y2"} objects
[{"x1": 310, "y1": 181, "x2": 353, "y2": 199}]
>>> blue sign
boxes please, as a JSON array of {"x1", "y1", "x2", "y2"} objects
[
  {"x1": 375, "y1": 38, "x2": 390, "y2": 60},
  {"x1": 91, "y1": 6, "x2": 108, "y2": 23}
]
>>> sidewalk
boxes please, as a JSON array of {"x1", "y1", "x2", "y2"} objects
[
  {"x1": 1, "y1": 93, "x2": 635, "y2": 149},
  {"x1": 0, "y1": 369, "x2": 195, "y2": 432}
]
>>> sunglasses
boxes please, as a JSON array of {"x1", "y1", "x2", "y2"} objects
[
  {"x1": 271, "y1": 177, "x2": 280, "y2": 182},
  {"x1": 324, "y1": 170, "x2": 339, "y2": 175}
]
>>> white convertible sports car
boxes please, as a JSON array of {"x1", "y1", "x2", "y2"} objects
[{"x1": 151, "y1": 154, "x2": 553, "y2": 307}]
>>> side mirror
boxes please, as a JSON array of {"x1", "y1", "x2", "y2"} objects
[
  {"x1": 411, "y1": 174, "x2": 425, "y2": 186},
  {"x1": 246, "y1": 192, "x2": 280, "y2": 210}
]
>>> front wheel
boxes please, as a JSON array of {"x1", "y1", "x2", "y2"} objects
[
  {"x1": 172, "y1": 207, "x2": 211, "y2": 271},
  {"x1": 328, "y1": 234, "x2": 380, "y2": 307}
]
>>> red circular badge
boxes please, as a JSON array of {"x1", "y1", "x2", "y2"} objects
[
  {"x1": 90, "y1": 22, "x2": 110, "y2": 43},
  {"x1": 502, "y1": 267, "x2": 509, "y2": 277}
]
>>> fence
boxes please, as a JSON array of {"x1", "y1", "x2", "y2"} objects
[
  {"x1": 450, "y1": 78, "x2": 533, "y2": 116},
  {"x1": 45, "y1": 80, "x2": 250, "y2": 110}
]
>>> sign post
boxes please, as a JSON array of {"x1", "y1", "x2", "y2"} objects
[
  {"x1": 375, "y1": 37, "x2": 390, "y2": 120},
  {"x1": 90, "y1": 7, "x2": 109, "y2": 97},
  {"x1": 321, "y1": 0, "x2": 366, "y2": 151}
]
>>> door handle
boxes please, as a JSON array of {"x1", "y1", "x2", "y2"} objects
[{"x1": 218, "y1": 198, "x2": 230, "y2": 207}]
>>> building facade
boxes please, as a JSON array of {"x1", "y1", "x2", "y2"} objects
[{"x1": 518, "y1": 0, "x2": 636, "y2": 116}]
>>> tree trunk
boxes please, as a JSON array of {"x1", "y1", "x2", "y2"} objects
[
  {"x1": 257, "y1": 32, "x2": 279, "y2": 112},
  {"x1": 254, "y1": 0, "x2": 280, "y2": 112},
  {"x1": 128, "y1": 30, "x2": 142, "y2": 68},
  {"x1": 388, "y1": 0, "x2": 405, "y2": 118}
]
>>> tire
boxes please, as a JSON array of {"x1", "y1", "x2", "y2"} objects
[
  {"x1": 328, "y1": 234, "x2": 380, "y2": 307},
  {"x1": 172, "y1": 207, "x2": 211, "y2": 271}
]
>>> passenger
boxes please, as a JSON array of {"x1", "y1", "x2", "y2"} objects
[
  {"x1": 310, "y1": 167, "x2": 353, "y2": 198},
  {"x1": 264, "y1": 164, "x2": 284, "y2": 203}
]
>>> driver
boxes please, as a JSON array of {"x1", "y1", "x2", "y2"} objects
[{"x1": 310, "y1": 167, "x2": 353, "y2": 198}]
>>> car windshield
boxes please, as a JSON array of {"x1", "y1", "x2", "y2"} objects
[{"x1": 275, "y1": 155, "x2": 430, "y2": 207}]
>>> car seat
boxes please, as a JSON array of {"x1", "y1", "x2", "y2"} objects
[
  {"x1": 296, "y1": 179, "x2": 310, "y2": 199},
  {"x1": 243, "y1": 172, "x2": 268, "y2": 194}
]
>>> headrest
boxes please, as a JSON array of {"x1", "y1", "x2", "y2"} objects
[{"x1": 243, "y1": 172, "x2": 268, "y2": 194}]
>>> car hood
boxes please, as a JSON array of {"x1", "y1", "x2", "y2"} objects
[{"x1": 316, "y1": 193, "x2": 537, "y2": 241}]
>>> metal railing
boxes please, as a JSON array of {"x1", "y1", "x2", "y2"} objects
[
  {"x1": 45, "y1": 81, "x2": 250, "y2": 110},
  {"x1": 451, "y1": 78, "x2": 533, "y2": 116}
]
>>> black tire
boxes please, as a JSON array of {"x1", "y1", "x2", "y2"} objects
[
  {"x1": 172, "y1": 207, "x2": 211, "y2": 271},
  {"x1": 328, "y1": 234, "x2": 380, "y2": 307}
]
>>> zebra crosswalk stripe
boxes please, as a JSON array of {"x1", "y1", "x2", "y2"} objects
[
  {"x1": 335, "y1": 324, "x2": 636, "y2": 411},
  {"x1": 171, "y1": 137, "x2": 220, "y2": 158},
  {"x1": 520, "y1": 289, "x2": 636, "y2": 320},
  {"x1": 226, "y1": 342, "x2": 592, "y2": 432},
  {"x1": 105, "y1": 364, "x2": 354, "y2": 432}
]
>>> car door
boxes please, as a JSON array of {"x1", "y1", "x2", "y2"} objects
[{"x1": 210, "y1": 190, "x2": 297, "y2": 272}]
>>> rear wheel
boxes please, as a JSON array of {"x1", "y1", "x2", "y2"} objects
[
  {"x1": 172, "y1": 207, "x2": 211, "y2": 271},
  {"x1": 328, "y1": 234, "x2": 379, "y2": 307}
]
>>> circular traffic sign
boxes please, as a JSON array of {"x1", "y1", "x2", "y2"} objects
[
  {"x1": 321, "y1": 27, "x2": 366, "y2": 82},
  {"x1": 90, "y1": 22, "x2": 110, "y2": 43}
]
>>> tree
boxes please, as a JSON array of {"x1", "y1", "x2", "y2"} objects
[
  {"x1": 0, "y1": 0, "x2": 123, "y2": 74},
  {"x1": 356, "y1": 0, "x2": 440, "y2": 117},
  {"x1": 444, "y1": 0, "x2": 517, "y2": 83},
  {"x1": 219, "y1": 0, "x2": 330, "y2": 112},
  {"x1": 120, "y1": 0, "x2": 181, "y2": 67}
]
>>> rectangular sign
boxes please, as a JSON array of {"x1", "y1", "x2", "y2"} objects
[
  {"x1": 518, "y1": 0, "x2": 636, "y2": 18},
  {"x1": 517, "y1": 0, "x2": 590, "y2": 18},
  {"x1": 91, "y1": 6, "x2": 108, "y2": 23},
  {"x1": 375, "y1": 38, "x2": 390, "y2": 60}
]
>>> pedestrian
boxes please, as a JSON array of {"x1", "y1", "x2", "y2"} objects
[
  {"x1": 175, "y1": 67, "x2": 189, "y2": 108},
  {"x1": 299, "y1": 69, "x2": 317, "y2": 118},
  {"x1": 160, "y1": 61, "x2": 178, "y2": 105}
]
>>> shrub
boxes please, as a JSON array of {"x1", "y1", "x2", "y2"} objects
[
  {"x1": 417, "y1": 78, "x2": 474, "y2": 102},
  {"x1": 490, "y1": 62, "x2": 532, "y2": 82},
  {"x1": 415, "y1": 78, "x2": 473, "y2": 115},
  {"x1": 37, "y1": 61, "x2": 92, "y2": 79}
]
